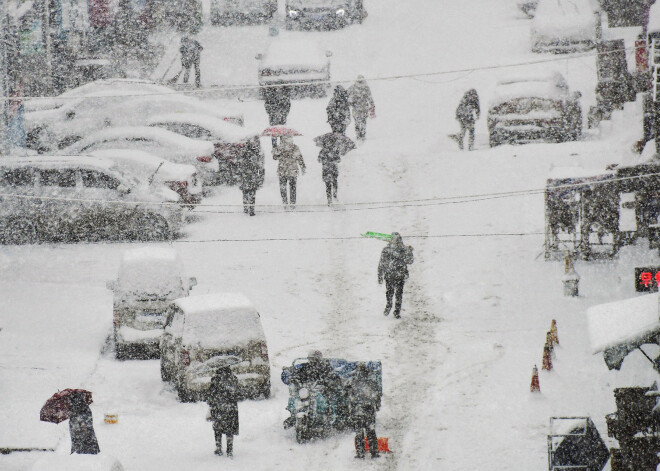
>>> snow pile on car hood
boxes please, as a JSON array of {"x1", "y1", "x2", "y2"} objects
[
  {"x1": 531, "y1": 0, "x2": 597, "y2": 41},
  {"x1": 174, "y1": 293, "x2": 265, "y2": 349},
  {"x1": 117, "y1": 248, "x2": 184, "y2": 298}
]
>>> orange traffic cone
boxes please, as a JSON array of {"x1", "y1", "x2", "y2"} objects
[
  {"x1": 550, "y1": 319, "x2": 559, "y2": 345},
  {"x1": 530, "y1": 365, "x2": 540, "y2": 392},
  {"x1": 542, "y1": 344, "x2": 553, "y2": 371},
  {"x1": 546, "y1": 332, "x2": 556, "y2": 358}
]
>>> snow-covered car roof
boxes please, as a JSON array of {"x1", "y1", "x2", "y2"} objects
[
  {"x1": 531, "y1": 0, "x2": 598, "y2": 40},
  {"x1": 146, "y1": 113, "x2": 256, "y2": 142},
  {"x1": 111, "y1": 95, "x2": 244, "y2": 125},
  {"x1": 261, "y1": 38, "x2": 330, "y2": 69},
  {"x1": 118, "y1": 248, "x2": 185, "y2": 295},
  {"x1": 29, "y1": 453, "x2": 124, "y2": 471},
  {"x1": 587, "y1": 293, "x2": 660, "y2": 354},
  {"x1": 649, "y1": 2, "x2": 660, "y2": 34},
  {"x1": 489, "y1": 73, "x2": 571, "y2": 107},
  {"x1": 89, "y1": 149, "x2": 196, "y2": 183},
  {"x1": 288, "y1": 0, "x2": 345, "y2": 8},
  {"x1": 173, "y1": 293, "x2": 266, "y2": 349},
  {"x1": 60, "y1": 126, "x2": 214, "y2": 156},
  {"x1": 0, "y1": 154, "x2": 116, "y2": 173}
]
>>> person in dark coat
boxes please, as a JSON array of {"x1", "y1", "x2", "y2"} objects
[
  {"x1": 272, "y1": 136, "x2": 306, "y2": 208},
  {"x1": 347, "y1": 75, "x2": 375, "y2": 141},
  {"x1": 207, "y1": 367, "x2": 240, "y2": 457},
  {"x1": 237, "y1": 139, "x2": 265, "y2": 216},
  {"x1": 326, "y1": 86, "x2": 351, "y2": 135},
  {"x1": 378, "y1": 232, "x2": 414, "y2": 318},
  {"x1": 455, "y1": 89, "x2": 480, "y2": 151},
  {"x1": 170, "y1": 35, "x2": 203, "y2": 88},
  {"x1": 347, "y1": 364, "x2": 380, "y2": 459},
  {"x1": 68, "y1": 392, "x2": 100, "y2": 455},
  {"x1": 264, "y1": 86, "x2": 292, "y2": 148},
  {"x1": 316, "y1": 133, "x2": 354, "y2": 206}
]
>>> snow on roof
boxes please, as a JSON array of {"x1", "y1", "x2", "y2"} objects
[
  {"x1": 146, "y1": 113, "x2": 255, "y2": 142},
  {"x1": 262, "y1": 39, "x2": 329, "y2": 69},
  {"x1": 587, "y1": 293, "x2": 660, "y2": 353},
  {"x1": 29, "y1": 453, "x2": 124, "y2": 471},
  {"x1": 174, "y1": 293, "x2": 265, "y2": 349},
  {"x1": 67, "y1": 126, "x2": 214, "y2": 155}
]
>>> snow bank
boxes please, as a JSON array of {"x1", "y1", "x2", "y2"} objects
[
  {"x1": 173, "y1": 293, "x2": 265, "y2": 349},
  {"x1": 29, "y1": 453, "x2": 124, "y2": 471},
  {"x1": 587, "y1": 293, "x2": 660, "y2": 353},
  {"x1": 262, "y1": 39, "x2": 329, "y2": 69}
]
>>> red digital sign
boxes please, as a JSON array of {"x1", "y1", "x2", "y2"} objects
[{"x1": 635, "y1": 267, "x2": 660, "y2": 292}]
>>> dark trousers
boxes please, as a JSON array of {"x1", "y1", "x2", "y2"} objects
[
  {"x1": 354, "y1": 112, "x2": 368, "y2": 139},
  {"x1": 279, "y1": 176, "x2": 297, "y2": 204},
  {"x1": 385, "y1": 278, "x2": 405, "y2": 316},
  {"x1": 324, "y1": 177, "x2": 338, "y2": 204},
  {"x1": 458, "y1": 122, "x2": 475, "y2": 151},
  {"x1": 355, "y1": 423, "x2": 378, "y2": 457},
  {"x1": 213, "y1": 428, "x2": 233, "y2": 455},
  {"x1": 171, "y1": 58, "x2": 201, "y2": 88},
  {"x1": 242, "y1": 189, "x2": 256, "y2": 215}
]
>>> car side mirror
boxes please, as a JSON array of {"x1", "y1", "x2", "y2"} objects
[
  {"x1": 106, "y1": 280, "x2": 116, "y2": 291},
  {"x1": 188, "y1": 277, "x2": 197, "y2": 290},
  {"x1": 325, "y1": 51, "x2": 333, "y2": 57},
  {"x1": 255, "y1": 53, "x2": 263, "y2": 60}
]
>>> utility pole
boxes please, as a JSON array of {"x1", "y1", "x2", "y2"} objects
[{"x1": 0, "y1": 0, "x2": 10, "y2": 155}]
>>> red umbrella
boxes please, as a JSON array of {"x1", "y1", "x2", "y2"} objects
[
  {"x1": 40, "y1": 389, "x2": 93, "y2": 424},
  {"x1": 261, "y1": 126, "x2": 302, "y2": 137}
]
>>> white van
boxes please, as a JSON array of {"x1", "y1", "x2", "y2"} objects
[
  {"x1": 160, "y1": 293, "x2": 271, "y2": 402},
  {"x1": 107, "y1": 248, "x2": 197, "y2": 360}
]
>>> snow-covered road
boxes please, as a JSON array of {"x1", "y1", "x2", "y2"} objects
[{"x1": 3, "y1": 0, "x2": 659, "y2": 470}]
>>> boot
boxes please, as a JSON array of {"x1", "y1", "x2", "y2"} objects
[
  {"x1": 394, "y1": 310, "x2": 401, "y2": 319},
  {"x1": 226, "y1": 437, "x2": 233, "y2": 457},
  {"x1": 384, "y1": 302, "x2": 392, "y2": 316}
]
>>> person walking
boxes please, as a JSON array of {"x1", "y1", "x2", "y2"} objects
[
  {"x1": 317, "y1": 135, "x2": 349, "y2": 205},
  {"x1": 170, "y1": 35, "x2": 203, "y2": 88},
  {"x1": 264, "y1": 86, "x2": 292, "y2": 148},
  {"x1": 206, "y1": 366, "x2": 240, "y2": 457},
  {"x1": 454, "y1": 89, "x2": 480, "y2": 151},
  {"x1": 272, "y1": 136, "x2": 306, "y2": 209},
  {"x1": 347, "y1": 75, "x2": 375, "y2": 141},
  {"x1": 347, "y1": 364, "x2": 380, "y2": 459},
  {"x1": 68, "y1": 392, "x2": 100, "y2": 455},
  {"x1": 237, "y1": 139, "x2": 265, "y2": 216},
  {"x1": 377, "y1": 232, "x2": 414, "y2": 318},
  {"x1": 326, "y1": 86, "x2": 351, "y2": 135}
]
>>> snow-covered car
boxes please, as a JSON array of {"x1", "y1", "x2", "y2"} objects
[
  {"x1": 29, "y1": 454, "x2": 124, "y2": 471},
  {"x1": 58, "y1": 127, "x2": 218, "y2": 186},
  {"x1": 107, "y1": 248, "x2": 197, "y2": 360},
  {"x1": 146, "y1": 113, "x2": 261, "y2": 185},
  {"x1": 285, "y1": 0, "x2": 366, "y2": 29},
  {"x1": 0, "y1": 155, "x2": 184, "y2": 244},
  {"x1": 160, "y1": 293, "x2": 271, "y2": 402},
  {"x1": 531, "y1": 0, "x2": 599, "y2": 53},
  {"x1": 25, "y1": 94, "x2": 244, "y2": 153},
  {"x1": 256, "y1": 39, "x2": 332, "y2": 97},
  {"x1": 210, "y1": 0, "x2": 277, "y2": 25},
  {"x1": 487, "y1": 72, "x2": 582, "y2": 146},
  {"x1": 23, "y1": 78, "x2": 175, "y2": 113},
  {"x1": 89, "y1": 149, "x2": 203, "y2": 206}
]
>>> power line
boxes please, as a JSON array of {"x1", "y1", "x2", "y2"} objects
[{"x1": 5, "y1": 43, "x2": 649, "y2": 101}]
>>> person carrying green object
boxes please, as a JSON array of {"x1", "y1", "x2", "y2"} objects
[
  {"x1": 362, "y1": 232, "x2": 392, "y2": 241},
  {"x1": 377, "y1": 232, "x2": 414, "y2": 318}
]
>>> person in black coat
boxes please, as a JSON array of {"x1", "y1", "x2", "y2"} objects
[
  {"x1": 207, "y1": 367, "x2": 240, "y2": 457},
  {"x1": 68, "y1": 392, "x2": 100, "y2": 455},
  {"x1": 455, "y1": 89, "x2": 480, "y2": 151},
  {"x1": 170, "y1": 35, "x2": 203, "y2": 88},
  {"x1": 326, "y1": 86, "x2": 351, "y2": 134},
  {"x1": 347, "y1": 364, "x2": 380, "y2": 459},
  {"x1": 264, "y1": 86, "x2": 292, "y2": 148},
  {"x1": 237, "y1": 139, "x2": 265, "y2": 216},
  {"x1": 378, "y1": 232, "x2": 414, "y2": 318}
]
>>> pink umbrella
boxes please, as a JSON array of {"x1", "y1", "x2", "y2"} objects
[
  {"x1": 40, "y1": 389, "x2": 93, "y2": 424},
  {"x1": 261, "y1": 126, "x2": 302, "y2": 137}
]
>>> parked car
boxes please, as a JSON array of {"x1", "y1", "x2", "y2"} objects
[
  {"x1": 285, "y1": 0, "x2": 366, "y2": 29},
  {"x1": 160, "y1": 293, "x2": 271, "y2": 402},
  {"x1": 0, "y1": 155, "x2": 184, "y2": 244},
  {"x1": 89, "y1": 149, "x2": 203, "y2": 207},
  {"x1": 210, "y1": 0, "x2": 277, "y2": 25},
  {"x1": 531, "y1": 0, "x2": 599, "y2": 53},
  {"x1": 146, "y1": 113, "x2": 261, "y2": 185},
  {"x1": 26, "y1": 94, "x2": 244, "y2": 153},
  {"x1": 487, "y1": 72, "x2": 583, "y2": 146},
  {"x1": 58, "y1": 127, "x2": 218, "y2": 186},
  {"x1": 107, "y1": 247, "x2": 197, "y2": 360},
  {"x1": 257, "y1": 39, "x2": 332, "y2": 97}
]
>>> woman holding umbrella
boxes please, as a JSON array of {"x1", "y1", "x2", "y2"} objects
[{"x1": 68, "y1": 391, "x2": 100, "y2": 455}]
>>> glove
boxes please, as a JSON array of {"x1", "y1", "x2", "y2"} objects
[{"x1": 370, "y1": 108, "x2": 376, "y2": 119}]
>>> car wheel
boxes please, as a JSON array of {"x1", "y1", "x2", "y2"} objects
[
  {"x1": 115, "y1": 343, "x2": 128, "y2": 360},
  {"x1": 2, "y1": 218, "x2": 39, "y2": 245},
  {"x1": 177, "y1": 383, "x2": 194, "y2": 403}
]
